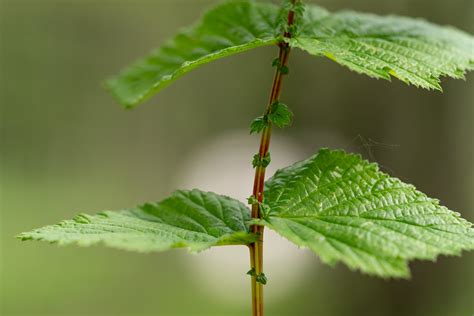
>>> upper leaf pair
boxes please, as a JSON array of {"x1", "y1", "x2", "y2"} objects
[{"x1": 107, "y1": 0, "x2": 474, "y2": 108}]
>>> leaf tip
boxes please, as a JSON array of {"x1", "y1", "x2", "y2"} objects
[
  {"x1": 104, "y1": 77, "x2": 138, "y2": 110},
  {"x1": 16, "y1": 233, "x2": 32, "y2": 241}
]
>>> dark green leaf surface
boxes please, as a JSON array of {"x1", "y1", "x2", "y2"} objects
[
  {"x1": 19, "y1": 190, "x2": 256, "y2": 253},
  {"x1": 107, "y1": 1, "x2": 279, "y2": 108},
  {"x1": 294, "y1": 5, "x2": 474, "y2": 90},
  {"x1": 263, "y1": 149, "x2": 474, "y2": 278}
]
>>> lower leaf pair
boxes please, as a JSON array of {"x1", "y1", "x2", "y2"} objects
[{"x1": 19, "y1": 149, "x2": 474, "y2": 278}]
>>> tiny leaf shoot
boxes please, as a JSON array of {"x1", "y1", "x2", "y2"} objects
[{"x1": 267, "y1": 101, "x2": 293, "y2": 128}]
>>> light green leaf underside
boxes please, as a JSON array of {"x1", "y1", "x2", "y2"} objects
[
  {"x1": 295, "y1": 5, "x2": 474, "y2": 90},
  {"x1": 263, "y1": 149, "x2": 474, "y2": 278},
  {"x1": 19, "y1": 190, "x2": 257, "y2": 253},
  {"x1": 106, "y1": 1, "x2": 280, "y2": 108}
]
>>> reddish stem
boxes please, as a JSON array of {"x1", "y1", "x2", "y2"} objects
[{"x1": 248, "y1": 2, "x2": 297, "y2": 315}]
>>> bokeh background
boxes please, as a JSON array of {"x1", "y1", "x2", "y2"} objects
[{"x1": 1, "y1": 0, "x2": 473, "y2": 315}]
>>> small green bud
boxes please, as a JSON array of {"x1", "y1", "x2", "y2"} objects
[
  {"x1": 252, "y1": 154, "x2": 261, "y2": 168},
  {"x1": 268, "y1": 102, "x2": 293, "y2": 128},
  {"x1": 250, "y1": 116, "x2": 268, "y2": 134},
  {"x1": 256, "y1": 273, "x2": 268, "y2": 285},
  {"x1": 247, "y1": 269, "x2": 268, "y2": 285},
  {"x1": 280, "y1": 65, "x2": 289, "y2": 75},
  {"x1": 261, "y1": 152, "x2": 271, "y2": 168},
  {"x1": 252, "y1": 152, "x2": 271, "y2": 168},
  {"x1": 272, "y1": 57, "x2": 281, "y2": 68},
  {"x1": 247, "y1": 195, "x2": 258, "y2": 205}
]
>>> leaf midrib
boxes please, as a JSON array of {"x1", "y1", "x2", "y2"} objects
[{"x1": 272, "y1": 213, "x2": 470, "y2": 238}]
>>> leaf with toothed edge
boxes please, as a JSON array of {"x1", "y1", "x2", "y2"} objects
[
  {"x1": 106, "y1": 1, "x2": 281, "y2": 108},
  {"x1": 106, "y1": 1, "x2": 474, "y2": 109},
  {"x1": 268, "y1": 102, "x2": 293, "y2": 128},
  {"x1": 18, "y1": 190, "x2": 257, "y2": 253},
  {"x1": 294, "y1": 5, "x2": 474, "y2": 90},
  {"x1": 261, "y1": 148, "x2": 474, "y2": 278},
  {"x1": 250, "y1": 116, "x2": 268, "y2": 134}
]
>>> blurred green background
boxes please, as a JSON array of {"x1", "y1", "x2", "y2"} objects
[{"x1": 1, "y1": 0, "x2": 473, "y2": 315}]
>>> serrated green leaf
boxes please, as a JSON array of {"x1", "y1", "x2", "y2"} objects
[
  {"x1": 268, "y1": 102, "x2": 293, "y2": 128},
  {"x1": 19, "y1": 190, "x2": 257, "y2": 253},
  {"x1": 246, "y1": 268, "x2": 268, "y2": 284},
  {"x1": 263, "y1": 149, "x2": 474, "y2": 278},
  {"x1": 252, "y1": 152, "x2": 271, "y2": 168},
  {"x1": 252, "y1": 153, "x2": 261, "y2": 168},
  {"x1": 247, "y1": 195, "x2": 258, "y2": 205},
  {"x1": 294, "y1": 5, "x2": 474, "y2": 90},
  {"x1": 271, "y1": 57, "x2": 281, "y2": 68},
  {"x1": 256, "y1": 273, "x2": 268, "y2": 285},
  {"x1": 250, "y1": 116, "x2": 268, "y2": 134},
  {"x1": 107, "y1": 1, "x2": 473, "y2": 108},
  {"x1": 107, "y1": 1, "x2": 280, "y2": 108},
  {"x1": 279, "y1": 65, "x2": 290, "y2": 74}
]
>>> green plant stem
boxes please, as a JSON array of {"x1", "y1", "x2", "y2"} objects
[{"x1": 249, "y1": 2, "x2": 296, "y2": 315}]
